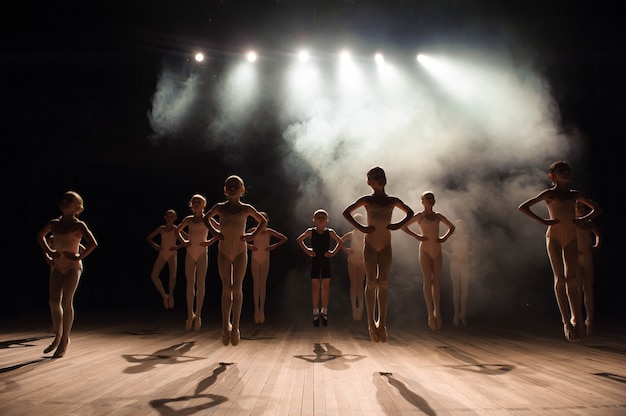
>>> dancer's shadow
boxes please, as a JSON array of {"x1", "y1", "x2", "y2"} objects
[
  {"x1": 294, "y1": 343, "x2": 365, "y2": 370},
  {"x1": 0, "y1": 336, "x2": 54, "y2": 349},
  {"x1": 375, "y1": 372, "x2": 437, "y2": 415},
  {"x1": 122, "y1": 342, "x2": 205, "y2": 374},
  {"x1": 245, "y1": 328, "x2": 277, "y2": 341},
  {"x1": 438, "y1": 345, "x2": 513, "y2": 375},
  {"x1": 150, "y1": 362, "x2": 233, "y2": 415}
]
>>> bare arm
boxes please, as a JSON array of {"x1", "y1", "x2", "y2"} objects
[
  {"x1": 36, "y1": 220, "x2": 57, "y2": 259},
  {"x1": 296, "y1": 229, "x2": 314, "y2": 257},
  {"x1": 343, "y1": 197, "x2": 373, "y2": 233},
  {"x1": 175, "y1": 217, "x2": 192, "y2": 245},
  {"x1": 203, "y1": 205, "x2": 223, "y2": 240},
  {"x1": 340, "y1": 231, "x2": 354, "y2": 254},
  {"x1": 401, "y1": 214, "x2": 427, "y2": 241},
  {"x1": 146, "y1": 226, "x2": 162, "y2": 250},
  {"x1": 326, "y1": 229, "x2": 344, "y2": 257},
  {"x1": 437, "y1": 213, "x2": 456, "y2": 243},
  {"x1": 76, "y1": 221, "x2": 98, "y2": 260},
  {"x1": 518, "y1": 190, "x2": 556, "y2": 226},
  {"x1": 266, "y1": 228, "x2": 288, "y2": 250},
  {"x1": 575, "y1": 194, "x2": 602, "y2": 224},
  {"x1": 242, "y1": 205, "x2": 268, "y2": 242},
  {"x1": 388, "y1": 197, "x2": 415, "y2": 230}
]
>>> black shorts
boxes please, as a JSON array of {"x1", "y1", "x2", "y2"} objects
[{"x1": 310, "y1": 256, "x2": 331, "y2": 279}]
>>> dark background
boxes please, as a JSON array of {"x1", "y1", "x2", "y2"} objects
[{"x1": 1, "y1": 1, "x2": 624, "y2": 327}]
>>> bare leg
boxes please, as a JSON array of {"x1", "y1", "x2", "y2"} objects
[
  {"x1": 54, "y1": 267, "x2": 81, "y2": 358},
  {"x1": 321, "y1": 278, "x2": 331, "y2": 310},
  {"x1": 376, "y1": 245, "x2": 392, "y2": 332},
  {"x1": 193, "y1": 254, "x2": 208, "y2": 329},
  {"x1": 420, "y1": 249, "x2": 436, "y2": 330},
  {"x1": 45, "y1": 269, "x2": 64, "y2": 353},
  {"x1": 459, "y1": 267, "x2": 470, "y2": 326},
  {"x1": 563, "y1": 241, "x2": 582, "y2": 336},
  {"x1": 546, "y1": 237, "x2": 577, "y2": 340},
  {"x1": 364, "y1": 244, "x2": 380, "y2": 341},
  {"x1": 311, "y1": 279, "x2": 321, "y2": 311},
  {"x1": 450, "y1": 266, "x2": 461, "y2": 325},
  {"x1": 251, "y1": 258, "x2": 270, "y2": 322},
  {"x1": 580, "y1": 260, "x2": 595, "y2": 334},
  {"x1": 229, "y1": 251, "x2": 247, "y2": 345},
  {"x1": 150, "y1": 256, "x2": 169, "y2": 309},
  {"x1": 184, "y1": 254, "x2": 197, "y2": 328},
  {"x1": 431, "y1": 251, "x2": 443, "y2": 329},
  {"x1": 166, "y1": 256, "x2": 177, "y2": 309},
  {"x1": 218, "y1": 251, "x2": 234, "y2": 337}
]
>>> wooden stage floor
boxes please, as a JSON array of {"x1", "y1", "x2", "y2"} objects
[{"x1": 1, "y1": 311, "x2": 625, "y2": 416}]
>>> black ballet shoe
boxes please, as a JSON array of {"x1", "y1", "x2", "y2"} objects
[
  {"x1": 321, "y1": 314, "x2": 328, "y2": 327},
  {"x1": 313, "y1": 315, "x2": 320, "y2": 327}
]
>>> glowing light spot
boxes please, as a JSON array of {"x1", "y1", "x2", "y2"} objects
[
  {"x1": 194, "y1": 53, "x2": 205, "y2": 62},
  {"x1": 298, "y1": 50, "x2": 310, "y2": 63},
  {"x1": 246, "y1": 51, "x2": 257, "y2": 63}
]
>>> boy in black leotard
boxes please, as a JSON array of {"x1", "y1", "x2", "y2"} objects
[{"x1": 297, "y1": 209, "x2": 344, "y2": 327}]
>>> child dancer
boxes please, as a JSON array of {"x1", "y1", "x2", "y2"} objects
[
  {"x1": 402, "y1": 191, "x2": 455, "y2": 331},
  {"x1": 575, "y1": 201, "x2": 601, "y2": 337},
  {"x1": 341, "y1": 212, "x2": 366, "y2": 321},
  {"x1": 37, "y1": 191, "x2": 98, "y2": 358},
  {"x1": 246, "y1": 212, "x2": 288, "y2": 324},
  {"x1": 518, "y1": 161, "x2": 601, "y2": 341},
  {"x1": 177, "y1": 195, "x2": 216, "y2": 331},
  {"x1": 204, "y1": 175, "x2": 267, "y2": 346},
  {"x1": 444, "y1": 219, "x2": 471, "y2": 326},
  {"x1": 297, "y1": 209, "x2": 344, "y2": 327},
  {"x1": 343, "y1": 167, "x2": 414, "y2": 342},
  {"x1": 146, "y1": 209, "x2": 185, "y2": 310}
]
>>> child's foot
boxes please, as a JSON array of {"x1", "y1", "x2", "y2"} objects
[
  {"x1": 378, "y1": 326, "x2": 388, "y2": 343},
  {"x1": 321, "y1": 314, "x2": 328, "y2": 327},
  {"x1": 453, "y1": 314, "x2": 460, "y2": 326},
  {"x1": 460, "y1": 314, "x2": 467, "y2": 327},
  {"x1": 585, "y1": 319, "x2": 594, "y2": 337},
  {"x1": 369, "y1": 326, "x2": 380, "y2": 342},
  {"x1": 162, "y1": 296, "x2": 169, "y2": 309},
  {"x1": 53, "y1": 339, "x2": 70, "y2": 358},
  {"x1": 427, "y1": 316, "x2": 437, "y2": 331},
  {"x1": 436, "y1": 317, "x2": 442, "y2": 330},
  {"x1": 221, "y1": 330, "x2": 230, "y2": 346},
  {"x1": 563, "y1": 323, "x2": 579, "y2": 342},
  {"x1": 231, "y1": 329, "x2": 241, "y2": 346},
  {"x1": 43, "y1": 338, "x2": 60, "y2": 354},
  {"x1": 193, "y1": 315, "x2": 202, "y2": 331},
  {"x1": 259, "y1": 311, "x2": 265, "y2": 324},
  {"x1": 254, "y1": 311, "x2": 259, "y2": 324},
  {"x1": 168, "y1": 295, "x2": 175, "y2": 309},
  {"x1": 313, "y1": 314, "x2": 320, "y2": 327},
  {"x1": 185, "y1": 314, "x2": 196, "y2": 331}
]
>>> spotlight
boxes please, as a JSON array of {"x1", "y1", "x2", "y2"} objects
[
  {"x1": 194, "y1": 52, "x2": 205, "y2": 63},
  {"x1": 374, "y1": 53, "x2": 385, "y2": 65},
  {"x1": 417, "y1": 54, "x2": 427, "y2": 63},
  {"x1": 298, "y1": 49, "x2": 310, "y2": 63},
  {"x1": 246, "y1": 51, "x2": 257, "y2": 63},
  {"x1": 339, "y1": 50, "x2": 351, "y2": 62}
]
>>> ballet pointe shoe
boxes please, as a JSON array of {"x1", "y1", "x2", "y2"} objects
[
  {"x1": 193, "y1": 315, "x2": 202, "y2": 331},
  {"x1": 44, "y1": 338, "x2": 60, "y2": 354},
  {"x1": 231, "y1": 329, "x2": 241, "y2": 346},
  {"x1": 185, "y1": 314, "x2": 196, "y2": 330},
  {"x1": 53, "y1": 339, "x2": 70, "y2": 358}
]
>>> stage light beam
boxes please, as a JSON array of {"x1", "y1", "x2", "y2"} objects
[{"x1": 194, "y1": 53, "x2": 205, "y2": 63}]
